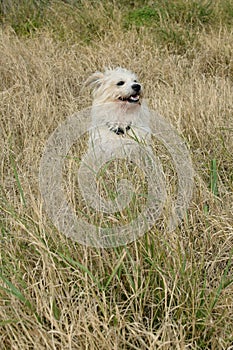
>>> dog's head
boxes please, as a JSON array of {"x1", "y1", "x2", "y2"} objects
[{"x1": 85, "y1": 67, "x2": 143, "y2": 107}]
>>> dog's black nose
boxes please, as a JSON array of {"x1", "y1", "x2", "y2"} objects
[{"x1": 132, "y1": 84, "x2": 141, "y2": 92}]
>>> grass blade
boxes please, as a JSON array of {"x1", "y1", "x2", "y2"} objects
[
  {"x1": 9, "y1": 152, "x2": 26, "y2": 206},
  {"x1": 210, "y1": 158, "x2": 218, "y2": 196}
]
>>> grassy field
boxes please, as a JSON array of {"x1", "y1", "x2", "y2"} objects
[{"x1": 1, "y1": 0, "x2": 233, "y2": 349}]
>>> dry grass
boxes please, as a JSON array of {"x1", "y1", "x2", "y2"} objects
[{"x1": 1, "y1": 1, "x2": 233, "y2": 349}]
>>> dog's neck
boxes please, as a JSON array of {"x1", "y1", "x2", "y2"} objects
[
  {"x1": 91, "y1": 101, "x2": 149, "y2": 128},
  {"x1": 88, "y1": 100, "x2": 151, "y2": 147}
]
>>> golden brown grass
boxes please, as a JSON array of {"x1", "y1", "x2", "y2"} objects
[{"x1": 1, "y1": 1, "x2": 233, "y2": 349}]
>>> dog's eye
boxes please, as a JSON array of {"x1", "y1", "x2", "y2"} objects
[{"x1": 117, "y1": 81, "x2": 125, "y2": 86}]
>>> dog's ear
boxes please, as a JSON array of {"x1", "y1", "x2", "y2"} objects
[{"x1": 84, "y1": 71, "x2": 104, "y2": 90}]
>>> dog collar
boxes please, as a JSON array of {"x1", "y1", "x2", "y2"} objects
[{"x1": 112, "y1": 125, "x2": 131, "y2": 135}]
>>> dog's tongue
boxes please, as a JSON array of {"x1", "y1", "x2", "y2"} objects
[{"x1": 129, "y1": 94, "x2": 139, "y2": 102}]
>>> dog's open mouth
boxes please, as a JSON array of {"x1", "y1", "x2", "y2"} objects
[{"x1": 119, "y1": 93, "x2": 140, "y2": 104}]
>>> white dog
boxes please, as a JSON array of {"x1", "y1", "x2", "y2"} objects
[
  {"x1": 77, "y1": 67, "x2": 154, "y2": 214},
  {"x1": 85, "y1": 67, "x2": 151, "y2": 150}
]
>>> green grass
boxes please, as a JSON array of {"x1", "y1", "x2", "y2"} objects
[
  {"x1": 1, "y1": 0, "x2": 233, "y2": 49},
  {"x1": 123, "y1": 0, "x2": 233, "y2": 53},
  {"x1": 0, "y1": 0, "x2": 49, "y2": 35},
  {"x1": 210, "y1": 158, "x2": 218, "y2": 196}
]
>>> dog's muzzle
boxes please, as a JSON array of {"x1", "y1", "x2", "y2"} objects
[{"x1": 119, "y1": 83, "x2": 141, "y2": 104}]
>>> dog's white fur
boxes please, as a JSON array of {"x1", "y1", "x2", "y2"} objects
[
  {"x1": 78, "y1": 68, "x2": 154, "y2": 216},
  {"x1": 85, "y1": 67, "x2": 151, "y2": 150}
]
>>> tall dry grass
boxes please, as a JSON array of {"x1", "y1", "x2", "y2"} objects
[{"x1": 1, "y1": 1, "x2": 233, "y2": 349}]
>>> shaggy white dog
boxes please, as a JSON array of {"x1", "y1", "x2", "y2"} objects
[
  {"x1": 85, "y1": 67, "x2": 151, "y2": 150},
  {"x1": 77, "y1": 67, "x2": 154, "y2": 214}
]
